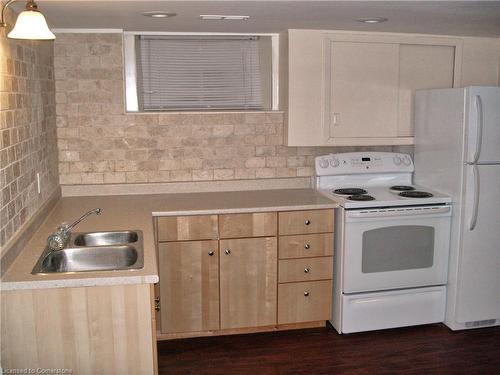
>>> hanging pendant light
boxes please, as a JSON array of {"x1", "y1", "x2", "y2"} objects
[{"x1": 1, "y1": 0, "x2": 55, "y2": 40}]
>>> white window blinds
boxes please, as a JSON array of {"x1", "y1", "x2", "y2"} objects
[{"x1": 137, "y1": 35, "x2": 265, "y2": 111}]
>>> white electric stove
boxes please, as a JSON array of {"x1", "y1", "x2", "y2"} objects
[
  {"x1": 315, "y1": 152, "x2": 452, "y2": 334},
  {"x1": 315, "y1": 152, "x2": 451, "y2": 209}
]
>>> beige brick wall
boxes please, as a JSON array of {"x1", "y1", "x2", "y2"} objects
[
  {"x1": 0, "y1": 9, "x2": 59, "y2": 247},
  {"x1": 54, "y1": 33, "x2": 395, "y2": 186}
]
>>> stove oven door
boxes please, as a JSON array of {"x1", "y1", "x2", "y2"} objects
[{"x1": 343, "y1": 205, "x2": 452, "y2": 293}]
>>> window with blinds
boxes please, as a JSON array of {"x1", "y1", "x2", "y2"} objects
[{"x1": 136, "y1": 35, "x2": 270, "y2": 111}]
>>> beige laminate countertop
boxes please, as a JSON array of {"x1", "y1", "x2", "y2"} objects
[{"x1": 1, "y1": 189, "x2": 337, "y2": 291}]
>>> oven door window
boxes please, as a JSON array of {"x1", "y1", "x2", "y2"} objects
[{"x1": 362, "y1": 225, "x2": 434, "y2": 273}]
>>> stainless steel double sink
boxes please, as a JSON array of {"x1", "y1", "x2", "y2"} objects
[{"x1": 32, "y1": 230, "x2": 144, "y2": 274}]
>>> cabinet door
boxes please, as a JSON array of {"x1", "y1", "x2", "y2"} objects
[
  {"x1": 398, "y1": 44, "x2": 455, "y2": 136},
  {"x1": 158, "y1": 240, "x2": 219, "y2": 333},
  {"x1": 327, "y1": 41, "x2": 399, "y2": 140},
  {"x1": 219, "y1": 237, "x2": 277, "y2": 329}
]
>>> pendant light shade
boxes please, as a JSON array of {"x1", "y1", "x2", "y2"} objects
[{"x1": 1, "y1": 0, "x2": 55, "y2": 40}]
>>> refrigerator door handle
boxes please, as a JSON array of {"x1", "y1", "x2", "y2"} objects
[
  {"x1": 469, "y1": 164, "x2": 480, "y2": 231},
  {"x1": 469, "y1": 95, "x2": 484, "y2": 164}
]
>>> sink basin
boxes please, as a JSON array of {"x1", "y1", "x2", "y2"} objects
[
  {"x1": 72, "y1": 230, "x2": 139, "y2": 246},
  {"x1": 32, "y1": 230, "x2": 144, "y2": 274},
  {"x1": 33, "y1": 245, "x2": 142, "y2": 273}
]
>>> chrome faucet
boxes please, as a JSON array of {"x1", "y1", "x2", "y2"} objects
[{"x1": 47, "y1": 208, "x2": 102, "y2": 251}]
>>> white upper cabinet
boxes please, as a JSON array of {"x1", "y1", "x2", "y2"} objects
[{"x1": 280, "y1": 30, "x2": 462, "y2": 146}]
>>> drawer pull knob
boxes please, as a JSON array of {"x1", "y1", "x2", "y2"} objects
[
  {"x1": 208, "y1": 250, "x2": 214, "y2": 256},
  {"x1": 304, "y1": 243, "x2": 311, "y2": 250},
  {"x1": 304, "y1": 291, "x2": 309, "y2": 296},
  {"x1": 224, "y1": 249, "x2": 231, "y2": 255},
  {"x1": 304, "y1": 267, "x2": 310, "y2": 273},
  {"x1": 304, "y1": 219, "x2": 311, "y2": 225}
]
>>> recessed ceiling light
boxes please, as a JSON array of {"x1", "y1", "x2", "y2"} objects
[
  {"x1": 200, "y1": 15, "x2": 250, "y2": 21},
  {"x1": 356, "y1": 17, "x2": 388, "y2": 24},
  {"x1": 142, "y1": 11, "x2": 177, "y2": 18}
]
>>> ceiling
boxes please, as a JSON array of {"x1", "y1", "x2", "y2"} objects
[{"x1": 18, "y1": 1, "x2": 500, "y2": 37}]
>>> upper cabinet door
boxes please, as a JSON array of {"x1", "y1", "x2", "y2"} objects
[
  {"x1": 398, "y1": 44, "x2": 456, "y2": 137},
  {"x1": 326, "y1": 40, "x2": 400, "y2": 141},
  {"x1": 283, "y1": 29, "x2": 326, "y2": 146}
]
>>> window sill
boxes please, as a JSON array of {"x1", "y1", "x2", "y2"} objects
[{"x1": 126, "y1": 110, "x2": 284, "y2": 115}]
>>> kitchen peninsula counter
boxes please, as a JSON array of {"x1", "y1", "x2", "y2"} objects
[{"x1": 1, "y1": 189, "x2": 337, "y2": 290}]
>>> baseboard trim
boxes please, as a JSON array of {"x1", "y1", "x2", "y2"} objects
[
  {"x1": 156, "y1": 321, "x2": 327, "y2": 341},
  {"x1": 1, "y1": 187, "x2": 61, "y2": 276}
]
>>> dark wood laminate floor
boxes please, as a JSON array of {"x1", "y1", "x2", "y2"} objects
[{"x1": 157, "y1": 324, "x2": 500, "y2": 374}]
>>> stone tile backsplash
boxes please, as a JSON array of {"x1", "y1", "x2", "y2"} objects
[
  {"x1": 54, "y1": 33, "x2": 395, "y2": 186},
  {"x1": 0, "y1": 9, "x2": 59, "y2": 247}
]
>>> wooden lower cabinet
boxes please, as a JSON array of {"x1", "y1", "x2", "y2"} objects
[
  {"x1": 219, "y1": 237, "x2": 278, "y2": 329},
  {"x1": 278, "y1": 280, "x2": 333, "y2": 324},
  {"x1": 158, "y1": 240, "x2": 219, "y2": 334},
  {"x1": 155, "y1": 209, "x2": 334, "y2": 339},
  {"x1": 1, "y1": 284, "x2": 156, "y2": 374},
  {"x1": 277, "y1": 211, "x2": 334, "y2": 326},
  {"x1": 157, "y1": 237, "x2": 279, "y2": 334}
]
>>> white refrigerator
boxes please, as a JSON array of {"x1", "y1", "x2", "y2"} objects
[{"x1": 414, "y1": 86, "x2": 500, "y2": 330}]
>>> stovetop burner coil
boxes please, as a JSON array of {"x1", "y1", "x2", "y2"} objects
[
  {"x1": 390, "y1": 185, "x2": 416, "y2": 191},
  {"x1": 334, "y1": 188, "x2": 367, "y2": 195},
  {"x1": 398, "y1": 191, "x2": 434, "y2": 198},
  {"x1": 348, "y1": 194, "x2": 375, "y2": 201}
]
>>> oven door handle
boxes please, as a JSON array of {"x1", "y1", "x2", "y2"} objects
[{"x1": 346, "y1": 206, "x2": 452, "y2": 219}]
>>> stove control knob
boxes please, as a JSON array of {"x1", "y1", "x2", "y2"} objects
[
  {"x1": 329, "y1": 158, "x2": 340, "y2": 168},
  {"x1": 393, "y1": 156, "x2": 402, "y2": 166},
  {"x1": 403, "y1": 157, "x2": 411, "y2": 166},
  {"x1": 319, "y1": 159, "x2": 330, "y2": 169}
]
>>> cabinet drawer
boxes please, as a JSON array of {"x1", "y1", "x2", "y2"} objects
[
  {"x1": 157, "y1": 215, "x2": 218, "y2": 241},
  {"x1": 278, "y1": 280, "x2": 332, "y2": 324},
  {"x1": 278, "y1": 257, "x2": 333, "y2": 283},
  {"x1": 279, "y1": 233, "x2": 333, "y2": 259},
  {"x1": 219, "y1": 212, "x2": 277, "y2": 239},
  {"x1": 278, "y1": 210, "x2": 333, "y2": 235}
]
